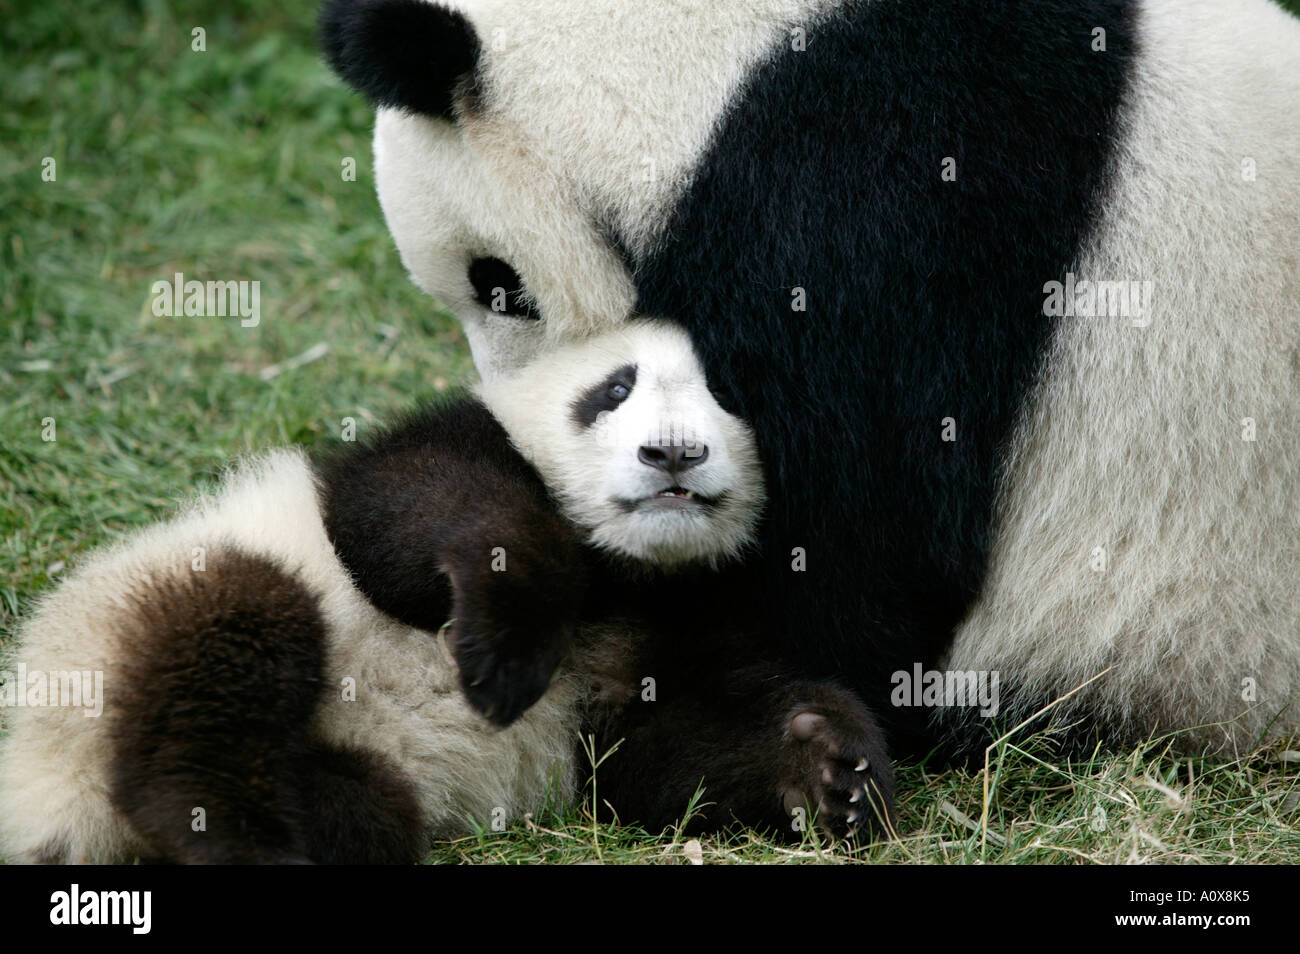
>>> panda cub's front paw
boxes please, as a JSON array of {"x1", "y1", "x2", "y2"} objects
[
  {"x1": 448, "y1": 616, "x2": 572, "y2": 727},
  {"x1": 780, "y1": 687, "x2": 895, "y2": 840},
  {"x1": 443, "y1": 533, "x2": 585, "y2": 727}
]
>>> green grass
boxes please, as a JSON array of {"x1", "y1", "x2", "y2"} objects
[
  {"x1": 1, "y1": 0, "x2": 470, "y2": 619},
  {"x1": 3, "y1": 0, "x2": 1299, "y2": 865},
  {"x1": 425, "y1": 734, "x2": 1300, "y2": 864}
]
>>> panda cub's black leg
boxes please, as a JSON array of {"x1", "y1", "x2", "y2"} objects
[
  {"x1": 584, "y1": 642, "x2": 894, "y2": 840},
  {"x1": 319, "y1": 398, "x2": 587, "y2": 727},
  {"x1": 109, "y1": 546, "x2": 424, "y2": 864},
  {"x1": 296, "y1": 742, "x2": 426, "y2": 864},
  {"x1": 109, "y1": 548, "x2": 328, "y2": 863}
]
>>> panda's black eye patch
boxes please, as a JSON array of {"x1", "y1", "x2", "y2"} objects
[
  {"x1": 571, "y1": 365, "x2": 637, "y2": 428},
  {"x1": 468, "y1": 257, "x2": 540, "y2": 320}
]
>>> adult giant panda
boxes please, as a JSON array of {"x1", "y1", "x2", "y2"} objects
[
  {"x1": 0, "y1": 320, "x2": 891, "y2": 864},
  {"x1": 321, "y1": 0, "x2": 1300, "y2": 758}
]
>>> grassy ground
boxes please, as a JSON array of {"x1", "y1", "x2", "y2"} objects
[{"x1": 2, "y1": 0, "x2": 1298, "y2": 864}]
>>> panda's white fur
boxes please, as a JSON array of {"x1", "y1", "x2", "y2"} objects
[
  {"x1": 0, "y1": 320, "x2": 762, "y2": 864},
  {"x1": 371, "y1": 0, "x2": 844, "y2": 378},
  {"x1": 943, "y1": 0, "x2": 1300, "y2": 750},
  {"x1": 480, "y1": 322, "x2": 762, "y2": 566},
  {"x1": 349, "y1": 0, "x2": 1300, "y2": 753}
]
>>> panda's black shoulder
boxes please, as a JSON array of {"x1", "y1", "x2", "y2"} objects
[
  {"x1": 322, "y1": 393, "x2": 509, "y2": 458},
  {"x1": 313, "y1": 390, "x2": 556, "y2": 540},
  {"x1": 315, "y1": 392, "x2": 546, "y2": 504},
  {"x1": 624, "y1": 0, "x2": 1140, "y2": 739},
  {"x1": 313, "y1": 393, "x2": 579, "y2": 633}
]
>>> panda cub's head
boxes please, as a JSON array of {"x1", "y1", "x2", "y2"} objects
[{"x1": 479, "y1": 320, "x2": 763, "y2": 568}]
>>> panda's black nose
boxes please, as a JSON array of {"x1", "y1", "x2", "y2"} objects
[{"x1": 638, "y1": 442, "x2": 708, "y2": 475}]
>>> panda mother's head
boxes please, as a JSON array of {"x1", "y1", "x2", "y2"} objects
[
  {"x1": 480, "y1": 320, "x2": 763, "y2": 568},
  {"x1": 320, "y1": 0, "x2": 806, "y2": 378}
]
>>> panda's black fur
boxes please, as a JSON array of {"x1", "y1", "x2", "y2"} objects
[
  {"x1": 108, "y1": 546, "x2": 426, "y2": 864},
  {"x1": 319, "y1": 0, "x2": 481, "y2": 120},
  {"x1": 319, "y1": 398, "x2": 587, "y2": 728},
  {"x1": 624, "y1": 0, "x2": 1138, "y2": 755}
]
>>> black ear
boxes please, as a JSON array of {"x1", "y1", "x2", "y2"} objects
[{"x1": 319, "y1": 0, "x2": 481, "y2": 119}]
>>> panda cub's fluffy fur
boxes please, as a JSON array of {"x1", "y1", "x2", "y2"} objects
[{"x1": 0, "y1": 320, "x2": 892, "y2": 864}]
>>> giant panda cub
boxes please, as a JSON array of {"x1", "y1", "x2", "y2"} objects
[{"x1": 0, "y1": 319, "x2": 892, "y2": 864}]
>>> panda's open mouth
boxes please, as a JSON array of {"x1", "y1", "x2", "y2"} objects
[
  {"x1": 658, "y1": 486, "x2": 694, "y2": 500},
  {"x1": 637, "y1": 487, "x2": 721, "y2": 511},
  {"x1": 614, "y1": 489, "x2": 726, "y2": 514}
]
